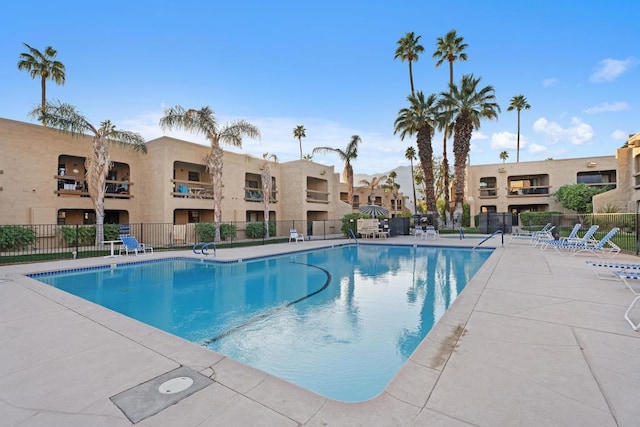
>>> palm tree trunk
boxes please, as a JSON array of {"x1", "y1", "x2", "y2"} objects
[
  {"x1": 207, "y1": 145, "x2": 224, "y2": 241},
  {"x1": 453, "y1": 119, "x2": 473, "y2": 212},
  {"x1": 346, "y1": 164, "x2": 354, "y2": 206},
  {"x1": 516, "y1": 110, "x2": 521, "y2": 163},
  {"x1": 262, "y1": 166, "x2": 271, "y2": 239},
  {"x1": 416, "y1": 128, "x2": 437, "y2": 217},
  {"x1": 298, "y1": 137, "x2": 302, "y2": 159},
  {"x1": 442, "y1": 130, "x2": 451, "y2": 225},
  {"x1": 410, "y1": 159, "x2": 417, "y2": 215},
  {"x1": 88, "y1": 138, "x2": 110, "y2": 245},
  {"x1": 408, "y1": 61, "x2": 415, "y2": 95},
  {"x1": 40, "y1": 76, "x2": 47, "y2": 126}
]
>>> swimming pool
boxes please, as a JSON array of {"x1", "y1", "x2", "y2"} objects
[{"x1": 32, "y1": 244, "x2": 492, "y2": 402}]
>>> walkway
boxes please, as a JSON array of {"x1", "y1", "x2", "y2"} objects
[{"x1": 0, "y1": 235, "x2": 638, "y2": 426}]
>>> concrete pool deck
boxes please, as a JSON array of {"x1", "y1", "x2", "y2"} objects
[{"x1": 1, "y1": 235, "x2": 639, "y2": 426}]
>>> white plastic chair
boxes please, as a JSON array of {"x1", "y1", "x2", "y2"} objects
[{"x1": 289, "y1": 229, "x2": 304, "y2": 243}]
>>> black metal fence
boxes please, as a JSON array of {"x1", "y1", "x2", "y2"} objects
[{"x1": 0, "y1": 219, "x2": 351, "y2": 264}]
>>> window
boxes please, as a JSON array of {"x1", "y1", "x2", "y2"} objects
[
  {"x1": 188, "y1": 171, "x2": 200, "y2": 182},
  {"x1": 188, "y1": 211, "x2": 200, "y2": 223},
  {"x1": 480, "y1": 206, "x2": 497, "y2": 213},
  {"x1": 479, "y1": 177, "x2": 497, "y2": 197},
  {"x1": 577, "y1": 170, "x2": 616, "y2": 187}
]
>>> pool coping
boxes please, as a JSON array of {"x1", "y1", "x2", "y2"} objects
[{"x1": 2, "y1": 235, "x2": 638, "y2": 425}]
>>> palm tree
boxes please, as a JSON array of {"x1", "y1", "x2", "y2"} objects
[
  {"x1": 507, "y1": 95, "x2": 531, "y2": 163},
  {"x1": 383, "y1": 172, "x2": 401, "y2": 216},
  {"x1": 261, "y1": 153, "x2": 278, "y2": 239},
  {"x1": 33, "y1": 102, "x2": 146, "y2": 244},
  {"x1": 358, "y1": 175, "x2": 388, "y2": 205},
  {"x1": 160, "y1": 106, "x2": 260, "y2": 240},
  {"x1": 433, "y1": 29, "x2": 468, "y2": 224},
  {"x1": 394, "y1": 32, "x2": 424, "y2": 96},
  {"x1": 293, "y1": 125, "x2": 306, "y2": 159},
  {"x1": 405, "y1": 146, "x2": 419, "y2": 215},
  {"x1": 302, "y1": 153, "x2": 313, "y2": 160},
  {"x1": 312, "y1": 135, "x2": 361, "y2": 206},
  {"x1": 439, "y1": 74, "x2": 500, "y2": 216},
  {"x1": 394, "y1": 91, "x2": 440, "y2": 216},
  {"x1": 499, "y1": 150, "x2": 509, "y2": 163},
  {"x1": 17, "y1": 43, "x2": 66, "y2": 123}
]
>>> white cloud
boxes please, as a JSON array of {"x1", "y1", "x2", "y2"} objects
[
  {"x1": 119, "y1": 106, "x2": 401, "y2": 175},
  {"x1": 584, "y1": 101, "x2": 630, "y2": 114},
  {"x1": 471, "y1": 131, "x2": 489, "y2": 141},
  {"x1": 528, "y1": 143, "x2": 547, "y2": 154},
  {"x1": 542, "y1": 78, "x2": 558, "y2": 87},
  {"x1": 589, "y1": 57, "x2": 638, "y2": 83},
  {"x1": 532, "y1": 117, "x2": 594, "y2": 145},
  {"x1": 611, "y1": 130, "x2": 628, "y2": 140},
  {"x1": 490, "y1": 131, "x2": 523, "y2": 150}
]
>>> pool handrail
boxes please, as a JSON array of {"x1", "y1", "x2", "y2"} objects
[
  {"x1": 473, "y1": 230, "x2": 504, "y2": 250},
  {"x1": 348, "y1": 229, "x2": 358, "y2": 244},
  {"x1": 193, "y1": 241, "x2": 216, "y2": 256}
]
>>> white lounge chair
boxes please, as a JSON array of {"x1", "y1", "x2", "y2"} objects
[
  {"x1": 544, "y1": 227, "x2": 620, "y2": 258},
  {"x1": 424, "y1": 226, "x2": 439, "y2": 240},
  {"x1": 289, "y1": 229, "x2": 304, "y2": 243},
  {"x1": 539, "y1": 225, "x2": 598, "y2": 251},
  {"x1": 585, "y1": 260, "x2": 640, "y2": 281}
]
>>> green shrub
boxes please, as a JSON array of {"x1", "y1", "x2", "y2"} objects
[
  {"x1": 341, "y1": 213, "x2": 371, "y2": 236},
  {"x1": 519, "y1": 211, "x2": 562, "y2": 227},
  {"x1": 0, "y1": 225, "x2": 37, "y2": 251},
  {"x1": 219, "y1": 223, "x2": 237, "y2": 241},
  {"x1": 103, "y1": 224, "x2": 120, "y2": 240},
  {"x1": 245, "y1": 222, "x2": 276, "y2": 239},
  {"x1": 58, "y1": 225, "x2": 95, "y2": 246},
  {"x1": 462, "y1": 202, "x2": 470, "y2": 227},
  {"x1": 195, "y1": 223, "x2": 216, "y2": 242}
]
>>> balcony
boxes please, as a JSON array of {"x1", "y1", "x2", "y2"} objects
[
  {"x1": 306, "y1": 189, "x2": 329, "y2": 203},
  {"x1": 507, "y1": 186, "x2": 550, "y2": 196},
  {"x1": 171, "y1": 180, "x2": 213, "y2": 199},
  {"x1": 244, "y1": 188, "x2": 277, "y2": 203},
  {"x1": 478, "y1": 187, "x2": 498, "y2": 198},
  {"x1": 55, "y1": 176, "x2": 133, "y2": 199}
]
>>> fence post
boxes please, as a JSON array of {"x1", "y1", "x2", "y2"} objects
[{"x1": 74, "y1": 224, "x2": 79, "y2": 258}]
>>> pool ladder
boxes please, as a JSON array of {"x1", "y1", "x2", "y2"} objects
[
  {"x1": 472, "y1": 230, "x2": 504, "y2": 250},
  {"x1": 193, "y1": 241, "x2": 216, "y2": 256},
  {"x1": 348, "y1": 229, "x2": 359, "y2": 244}
]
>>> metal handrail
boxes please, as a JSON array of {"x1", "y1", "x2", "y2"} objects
[
  {"x1": 348, "y1": 229, "x2": 358, "y2": 244},
  {"x1": 473, "y1": 230, "x2": 504, "y2": 250}
]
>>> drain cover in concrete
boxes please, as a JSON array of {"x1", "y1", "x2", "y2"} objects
[{"x1": 110, "y1": 366, "x2": 213, "y2": 423}]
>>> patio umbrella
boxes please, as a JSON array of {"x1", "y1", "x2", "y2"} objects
[{"x1": 359, "y1": 204, "x2": 389, "y2": 217}]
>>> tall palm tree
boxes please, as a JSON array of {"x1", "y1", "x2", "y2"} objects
[
  {"x1": 293, "y1": 125, "x2": 306, "y2": 159},
  {"x1": 433, "y1": 29, "x2": 468, "y2": 224},
  {"x1": 358, "y1": 175, "x2": 388, "y2": 205},
  {"x1": 394, "y1": 91, "x2": 440, "y2": 216},
  {"x1": 383, "y1": 172, "x2": 401, "y2": 216},
  {"x1": 312, "y1": 135, "x2": 361, "y2": 206},
  {"x1": 261, "y1": 153, "x2": 278, "y2": 239},
  {"x1": 17, "y1": 43, "x2": 66, "y2": 123},
  {"x1": 394, "y1": 32, "x2": 425, "y2": 96},
  {"x1": 439, "y1": 74, "x2": 500, "y2": 215},
  {"x1": 160, "y1": 106, "x2": 260, "y2": 240},
  {"x1": 33, "y1": 102, "x2": 146, "y2": 244},
  {"x1": 405, "y1": 146, "x2": 418, "y2": 215},
  {"x1": 507, "y1": 94, "x2": 531, "y2": 163},
  {"x1": 499, "y1": 150, "x2": 509, "y2": 163}
]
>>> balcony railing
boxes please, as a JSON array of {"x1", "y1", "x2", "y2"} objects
[
  {"x1": 55, "y1": 176, "x2": 133, "y2": 199},
  {"x1": 244, "y1": 187, "x2": 277, "y2": 203},
  {"x1": 306, "y1": 189, "x2": 329, "y2": 203},
  {"x1": 478, "y1": 187, "x2": 498, "y2": 198},
  {"x1": 171, "y1": 180, "x2": 213, "y2": 199},
  {"x1": 507, "y1": 186, "x2": 550, "y2": 196}
]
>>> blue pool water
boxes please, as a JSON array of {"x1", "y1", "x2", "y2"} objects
[{"x1": 32, "y1": 244, "x2": 491, "y2": 402}]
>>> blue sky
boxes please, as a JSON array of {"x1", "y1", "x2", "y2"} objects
[{"x1": 1, "y1": 1, "x2": 638, "y2": 175}]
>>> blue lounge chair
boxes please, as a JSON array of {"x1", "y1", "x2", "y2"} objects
[
  {"x1": 119, "y1": 236, "x2": 153, "y2": 256},
  {"x1": 560, "y1": 223, "x2": 582, "y2": 241},
  {"x1": 618, "y1": 271, "x2": 640, "y2": 330},
  {"x1": 545, "y1": 227, "x2": 620, "y2": 258},
  {"x1": 585, "y1": 260, "x2": 640, "y2": 281},
  {"x1": 539, "y1": 224, "x2": 599, "y2": 251}
]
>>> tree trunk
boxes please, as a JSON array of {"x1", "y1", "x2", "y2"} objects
[
  {"x1": 40, "y1": 76, "x2": 47, "y2": 126},
  {"x1": 88, "y1": 137, "x2": 110, "y2": 245},
  {"x1": 262, "y1": 165, "x2": 271, "y2": 239},
  {"x1": 345, "y1": 164, "x2": 354, "y2": 206},
  {"x1": 453, "y1": 118, "x2": 473, "y2": 215},
  {"x1": 410, "y1": 160, "x2": 418, "y2": 215},
  {"x1": 416, "y1": 126, "x2": 437, "y2": 217},
  {"x1": 442, "y1": 130, "x2": 452, "y2": 226},
  {"x1": 516, "y1": 110, "x2": 521, "y2": 163},
  {"x1": 207, "y1": 145, "x2": 224, "y2": 242}
]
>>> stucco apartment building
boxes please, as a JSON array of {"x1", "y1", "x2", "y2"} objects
[
  {"x1": 466, "y1": 131, "x2": 640, "y2": 226},
  {"x1": 0, "y1": 118, "x2": 356, "y2": 238}
]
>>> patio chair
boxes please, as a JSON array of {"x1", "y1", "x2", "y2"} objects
[
  {"x1": 546, "y1": 227, "x2": 620, "y2": 258},
  {"x1": 539, "y1": 225, "x2": 598, "y2": 251},
  {"x1": 585, "y1": 259, "x2": 640, "y2": 281},
  {"x1": 613, "y1": 270, "x2": 640, "y2": 296},
  {"x1": 530, "y1": 224, "x2": 556, "y2": 247},
  {"x1": 289, "y1": 229, "x2": 304, "y2": 243},
  {"x1": 414, "y1": 227, "x2": 425, "y2": 239},
  {"x1": 119, "y1": 236, "x2": 153, "y2": 255},
  {"x1": 560, "y1": 223, "x2": 582, "y2": 241},
  {"x1": 624, "y1": 294, "x2": 640, "y2": 331},
  {"x1": 509, "y1": 222, "x2": 550, "y2": 243},
  {"x1": 424, "y1": 225, "x2": 439, "y2": 240}
]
